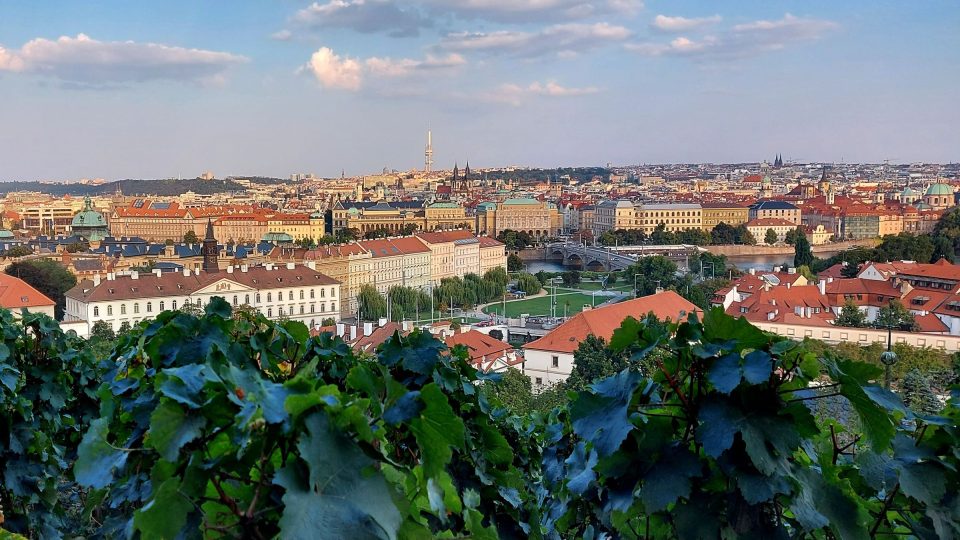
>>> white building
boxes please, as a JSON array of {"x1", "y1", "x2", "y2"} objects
[{"x1": 64, "y1": 263, "x2": 341, "y2": 335}]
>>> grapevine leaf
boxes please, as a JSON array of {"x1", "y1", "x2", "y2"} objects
[
  {"x1": 790, "y1": 468, "x2": 869, "y2": 540},
  {"x1": 0, "y1": 363, "x2": 19, "y2": 392},
  {"x1": 736, "y1": 473, "x2": 790, "y2": 504},
  {"x1": 275, "y1": 412, "x2": 400, "y2": 540},
  {"x1": 0, "y1": 341, "x2": 9, "y2": 361},
  {"x1": 861, "y1": 386, "x2": 909, "y2": 414},
  {"x1": 464, "y1": 508, "x2": 499, "y2": 540},
  {"x1": 75, "y1": 418, "x2": 128, "y2": 489},
  {"x1": 609, "y1": 316, "x2": 643, "y2": 352},
  {"x1": 133, "y1": 476, "x2": 193, "y2": 540},
  {"x1": 383, "y1": 391, "x2": 422, "y2": 426},
  {"x1": 641, "y1": 446, "x2": 700, "y2": 512},
  {"x1": 204, "y1": 296, "x2": 232, "y2": 318},
  {"x1": 147, "y1": 401, "x2": 206, "y2": 462},
  {"x1": 570, "y1": 370, "x2": 644, "y2": 457},
  {"x1": 741, "y1": 350, "x2": 771, "y2": 385},
  {"x1": 565, "y1": 442, "x2": 598, "y2": 495},
  {"x1": 409, "y1": 383, "x2": 465, "y2": 478},
  {"x1": 825, "y1": 358, "x2": 896, "y2": 450},
  {"x1": 223, "y1": 364, "x2": 290, "y2": 425},
  {"x1": 696, "y1": 399, "x2": 743, "y2": 458},
  {"x1": 157, "y1": 363, "x2": 215, "y2": 408},
  {"x1": 899, "y1": 462, "x2": 947, "y2": 506},
  {"x1": 673, "y1": 494, "x2": 721, "y2": 540},
  {"x1": 475, "y1": 417, "x2": 513, "y2": 466},
  {"x1": 706, "y1": 354, "x2": 741, "y2": 394},
  {"x1": 702, "y1": 308, "x2": 769, "y2": 350}
]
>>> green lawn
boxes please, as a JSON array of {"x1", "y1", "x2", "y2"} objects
[
  {"x1": 572, "y1": 281, "x2": 633, "y2": 292},
  {"x1": 483, "y1": 292, "x2": 601, "y2": 318}
]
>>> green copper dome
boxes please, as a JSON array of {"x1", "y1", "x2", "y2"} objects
[
  {"x1": 71, "y1": 196, "x2": 107, "y2": 228},
  {"x1": 925, "y1": 183, "x2": 953, "y2": 196}
]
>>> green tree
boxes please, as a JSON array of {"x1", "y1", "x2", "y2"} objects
[
  {"x1": 932, "y1": 235, "x2": 955, "y2": 263},
  {"x1": 784, "y1": 228, "x2": 800, "y2": 245},
  {"x1": 2, "y1": 245, "x2": 32, "y2": 257},
  {"x1": 4, "y1": 259, "x2": 78, "y2": 319},
  {"x1": 794, "y1": 230, "x2": 814, "y2": 268},
  {"x1": 711, "y1": 222, "x2": 736, "y2": 245},
  {"x1": 734, "y1": 224, "x2": 756, "y2": 245},
  {"x1": 515, "y1": 273, "x2": 542, "y2": 295},
  {"x1": 560, "y1": 270, "x2": 581, "y2": 287},
  {"x1": 183, "y1": 229, "x2": 199, "y2": 244},
  {"x1": 834, "y1": 299, "x2": 868, "y2": 328},
  {"x1": 764, "y1": 228, "x2": 779, "y2": 245},
  {"x1": 321, "y1": 317, "x2": 336, "y2": 326},
  {"x1": 900, "y1": 368, "x2": 941, "y2": 415},
  {"x1": 66, "y1": 241, "x2": 88, "y2": 253},
  {"x1": 875, "y1": 299, "x2": 918, "y2": 331},
  {"x1": 488, "y1": 329, "x2": 504, "y2": 341},
  {"x1": 624, "y1": 255, "x2": 678, "y2": 296},
  {"x1": 507, "y1": 253, "x2": 524, "y2": 272},
  {"x1": 357, "y1": 283, "x2": 386, "y2": 320},
  {"x1": 566, "y1": 335, "x2": 628, "y2": 390}
]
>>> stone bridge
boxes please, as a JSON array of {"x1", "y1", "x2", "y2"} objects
[{"x1": 546, "y1": 242, "x2": 702, "y2": 271}]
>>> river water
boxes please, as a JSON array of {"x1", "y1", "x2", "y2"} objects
[{"x1": 524, "y1": 251, "x2": 842, "y2": 274}]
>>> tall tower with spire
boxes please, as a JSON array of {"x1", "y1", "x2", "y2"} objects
[
  {"x1": 202, "y1": 219, "x2": 219, "y2": 273},
  {"x1": 424, "y1": 130, "x2": 434, "y2": 173}
]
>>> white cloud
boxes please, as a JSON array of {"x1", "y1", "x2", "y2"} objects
[
  {"x1": 293, "y1": 0, "x2": 431, "y2": 38},
  {"x1": 0, "y1": 34, "x2": 246, "y2": 84},
  {"x1": 628, "y1": 13, "x2": 838, "y2": 60},
  {"x1": 301, "y1": 47, "x2": 465, "y2": 90},
  {"x1": 440, "y1": 22, "x2": 630, "y2": 58},
  {"x1": 302, "y1": 47, "x2": 363, "y2": 90},
  {"x1": 271, "y1": 29, "x2": 293, "y2": 41},
  {"x1": 651, "y1": 14, "x2": 721, "y2": 32},
  {"x1": 485, "y1": 80, "x2": 599, "y2": 105},
  {"x1": 422, "y1": 0, "x2": 642, "y2": 23}
]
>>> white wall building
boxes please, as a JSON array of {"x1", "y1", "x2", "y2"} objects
[{"x1": 64, "y1": 263, "x2": 341, "y2": 335}]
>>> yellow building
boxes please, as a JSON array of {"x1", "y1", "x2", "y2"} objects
[
  {"x1": 332, "y1": 201, "x2": 470, "y2": 236},
  {"x1": 214, "y1": 215, "x2": 268, "y2": 243},
  {"x1": 267, "y1": 212, "x2": 326, "y2": 241},
  {"x1": 304, "y1": 244, "x2": 372, "y2": 317},
  {"x1": 877, "y1": 211, "x2": 904, "y2": 237},
  {"x1": 592, "y1": 200, "x2": 637, "y2": 236},
  {"x1": 700, "y1": 203, "x2": 749, "y2": 231},
  {"x1": 475, "y1": 198, "x2": 561, "y2": 238}
]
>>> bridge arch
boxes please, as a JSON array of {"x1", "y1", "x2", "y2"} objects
[{"x1": 585, "y1": 260, "x2": 607, "y2": 272}]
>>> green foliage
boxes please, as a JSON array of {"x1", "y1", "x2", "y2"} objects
[
  {"x1": 688, "y1": 251, "x2": 727, "y2": 279},
  {"x1": 835, "y1": 299, "x2": 869, "y2": 328},
  {"x1": 497, "y1": 229, "x2": 533, "y2": 250},
  {"x1": 182, "y1": 229, "x2": 199, "y2": 244},
  {"x1": 567, "y1": 335, "x2": 629, "y2": 389},
  {"x1": 358, "y1": 283, "x2": 387, "y2": 321},
  {"x1": 794, "y1": 229, "x2": 814, "y2": 268},
  {"x1": 433, "y1": 270, "x2": 506, "y2": 311},
  {"x1": 624, "y1": 255, "x2": 678, "y2": 296},
  {"x1": 764, "y1": 228, "x2": 779, "y2": 245},
  {"x1": 876, "y1": 299, "x2": 919, "y2": 331},
  {"x1": 507, "y1": 252, "x2": 524, "y2": 271},
  {"x1": 900, "y1": 369, "x2": 942, "y2": 415},
  {"x1": 4, "y1": 259, "x2": 77, "y2": 319},
  {"x1": 560, "y1": 270, "x2": 581, "y2": 287},
  {"x1": 515, "y1": 273, "x2": 542, "y2": 295},
  {"x1": 1, "y1": 246, "x2": 32, "y2": 258},
  {"x1": 0, "y1": 309, "x2": 102, "y2": 537}
]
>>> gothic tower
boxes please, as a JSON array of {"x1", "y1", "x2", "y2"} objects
[{"x1": 202, "y1": 219, "x2": 219, "y2": 273}]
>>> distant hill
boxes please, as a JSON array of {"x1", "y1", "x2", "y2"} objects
[
  {"x1": 0, "y1": 178, "x2": 249, "y2": 197},
  {"x1": 481, "y1": 167, "x2": 610, "y2": 185}
]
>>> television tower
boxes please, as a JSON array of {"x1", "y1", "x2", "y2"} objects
[{"x1": 424, "y1": 130, "x2": 434, "y2": 173}]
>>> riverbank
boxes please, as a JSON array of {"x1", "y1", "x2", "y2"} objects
[{"x1": 705, "y1": 238, "x2": 880, "y2": 257}]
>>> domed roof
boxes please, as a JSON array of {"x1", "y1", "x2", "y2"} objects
[
  {"x1": 901, "y1": 187, "x2": 916, "y2": 196},
  {"x1": 71, "y1": 197, "x2": 107, "y2": 228},
  {"x1": 925, "y1": 183, "x2": 953, "y2": 196}
]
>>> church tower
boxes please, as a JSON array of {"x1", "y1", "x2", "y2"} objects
[{"x1": 202, "y1": 219, "x2": 219, "y2": 273}]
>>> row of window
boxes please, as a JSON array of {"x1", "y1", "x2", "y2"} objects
[{"x1": 93, "y1": 299, "x2": 337, "y2": 318}]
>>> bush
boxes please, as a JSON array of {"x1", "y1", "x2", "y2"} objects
[{"x1": 515, "y1": 273, "x2": 542, "y2": 295}]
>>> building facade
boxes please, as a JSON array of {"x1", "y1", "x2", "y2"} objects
[
  {"x1": 64, "y1": 263, "x2": 342, "y2": 335},
  {"x1": 475, "y1": 198, "x2": 561, "y2": 238},
  {"x1": 749, "y1": 200, "x2": 802, "y2": 225},
  {"x1": 700, "y1": 202, "x2": 750, "y2": 231}
]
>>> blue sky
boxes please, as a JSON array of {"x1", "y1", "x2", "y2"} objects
[{"x1": 0, "y1": 1, "x2": 957, "y2": 180}]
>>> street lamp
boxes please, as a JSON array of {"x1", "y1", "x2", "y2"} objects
[{"x1": 878, "y1": 301, "x2": 899, "y2": 389}]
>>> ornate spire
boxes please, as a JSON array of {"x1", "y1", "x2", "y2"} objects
[{"x1": 205, "y1": 218, "x2": 215, "y2": 240}]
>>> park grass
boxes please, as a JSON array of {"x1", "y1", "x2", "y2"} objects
[{"x1": 483, "y1": 292, "x2": 600, "y2": 318}]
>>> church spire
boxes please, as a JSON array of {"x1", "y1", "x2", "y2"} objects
[
  {"x1": 453, "y1": 162, "x2": 459, "y2": 182},
  {"x1": 202, "y1": 218, "x2": 218, "y2": 273}
]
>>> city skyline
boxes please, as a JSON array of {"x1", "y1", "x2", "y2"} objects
[{"x1": 1, "y1": 1, "x2": 957, "y2": 181}]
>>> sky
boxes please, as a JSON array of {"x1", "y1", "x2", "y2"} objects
[{"x1": 0, "y1": 1, "x2": 957, "y2": 181}]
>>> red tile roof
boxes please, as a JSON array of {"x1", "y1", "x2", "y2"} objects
[
  {"x1": 445, "y1": 330, "x2": 516, "y2": 371},
  {"x1": 0, "y1": 275, "x2": 55, "y2": 310},
  {"x1": 525, "y1": 291, "x2": 699, "y2": 354}
]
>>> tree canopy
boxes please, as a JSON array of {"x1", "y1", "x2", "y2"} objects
[{"x1": 4, "y1": 258, "x2": 77, "y2": 319}]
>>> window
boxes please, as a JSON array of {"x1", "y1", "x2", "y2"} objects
[
  {"x1": 288, "y1": 291, "x2": 293, "y2": 301},
  {"x1": 256, "y1": 293, "x2": 261, "y2": 303},
  {"x1": 552, "y1": 356, "x2": 559, "y2": 368},
  {"x1": 94, "y1": 306, "x2": 100, "y2": 317},
  {"x1": 172, "y1": 300, "x2": 177, "y2": 310},
  {"x1": 310, "y1": 289, "x2": 315, "y2": 299},
  {"x1": 133, "y1": 303, "x2": 140, "y2": 314},
  {"x1": 267, "y1": 292, "x2": 272, "y2": 302},
  {"x1": 331, "y1": 288, "x2": 336, "y2": 298},
  {"x1": 279, "y1": 307, "x2": 284, "y2": 316},
  {"x1": 146, "y1": 302, "x2": 152, "y2": 313},
  {"x1": 267, "y1": 308, "x2": 272, "y2": 317},
  {"x1": 299, "y1": 290, "x2": 304, "y2": 300},
  {"x1": 535, "y1": 377, "x2": 543, "y2": 386},
  {"x1": 311, "y1": 304, "x2": 316, "y2": 313},
  {"x1": 245, "y1": 294, "x2": 250, "y2": 305},
  {"x1": 121, "y1": 304, "x2": 127, "y2": 315},
  {"x1": 107, "y1": 305, "x2": 113, "y2": 316},
  {"x1": 299, "y1": 305, "x2": 304, "y2": 314},
  {"x1": 320, "y1": 288, "x2": 326, "y2": 298},
  {"x1": 233, "y1": 295, "x2": 238, "y2": 306},
  {"x1": 160, "y1": 301, "x2": 165, "y2": 311}
]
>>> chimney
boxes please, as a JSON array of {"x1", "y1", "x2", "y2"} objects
[
  {"x1": 749, "y1": 268, "x2": 756, "y2": 275},
  {"x1": 349, "y1": 325, "x2": 357, "y2": 341},
  {"x1": 363, "y1": 322, "x2": 374, "y2": 336},
  {"x1": 401, "y1": 320, "x2": 410, "y2": 332},
  {"x1": 286, "y1": 262, "x2": 295, "y2": 270},
  {"x1": 788, "y1": 267, "x2": 796, "y2": 275},
  {"x1": 336, "y1": 323, "x2": 345, "y2": 337},
  {"x1": 93, "y1": 274, "x2": 101, "y2": 287},
  {"x1": 153, "y1": 269, "x2": 162, "y2": 278},
  {"x1": 131, "y1": 271, "x2": 139, "y2": 280},
  {"x1": 106, "y1": 272, "x2": 115, "y2": 281},
  {"x1": 306, "y1": 261, "x2": 316, "y2": 270},
  {"x1": 241, "y1": 264, "x2": 248, "y2": 272},
  {"x1": 794, "y1": 306, "x2": 803, "y2": 316},
  {"x1": 266, "y1": 263, "x2": 274, "y2": 271},
  {"x1": 183, "y1": 268, "x2": 191, "y2": 277},
  {"x1": 818, "y1": 279, "x2": 826, "y2": 295},
  {"x1": 786, "y1": 282, "x2": 791, "y2": 289},
  {"x1": 378, "y1": 317, "x2": 387, "y2": 327},
  {"x1": 226, "y1": 266, "x2": 234, "y2": 274}
]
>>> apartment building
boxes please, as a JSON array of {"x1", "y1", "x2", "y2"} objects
[
  {"x1": 749, "y1": 200, "x2": 802, "y2": 225},
  {"x1": 355, "y1": 237, "x2": 432, "y2": 295},
  {"x1": 475, "y1": 198, "x2": 561, "y2": 238},
  {"x1": 700, "y1": 202, "x2": 749, "y2": 230},
  {"x1": 64, "y1": 263, "x2": 342, "y2": 335}
]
